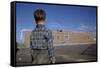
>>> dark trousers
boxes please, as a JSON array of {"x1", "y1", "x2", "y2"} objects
[{"x1": 31, "y1": 49, "x2": 50, "y2": 64}]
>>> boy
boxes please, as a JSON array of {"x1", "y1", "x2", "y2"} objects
[{"x1": 30, "y1": 9, "x2": 55, "y2": 64}]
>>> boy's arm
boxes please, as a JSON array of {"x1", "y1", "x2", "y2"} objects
[
  {"x1": 30, "y1": 32, "x2": 36, "y2": 49},
  {"x1": 46, "y1": 31, "x2": 56, "y2": 63},
  {"x1": 30, "y1": 33, "x2": 33, "y2": 49}
]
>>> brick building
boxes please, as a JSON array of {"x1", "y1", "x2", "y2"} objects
[
  {"x1": 53, "y1": 30, "x2": 95, "y2": 46},
  {"x1": 21, "y1": 30, "x2": 95, "y2": 48}
]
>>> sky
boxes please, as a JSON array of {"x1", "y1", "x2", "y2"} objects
[{"x1": 16, "y1": 3, "x2": 97, "y2": 43}]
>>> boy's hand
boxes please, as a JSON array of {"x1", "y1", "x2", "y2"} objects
[{"x1": 50, "y1": 57, "x2": 56, "y2": 64}]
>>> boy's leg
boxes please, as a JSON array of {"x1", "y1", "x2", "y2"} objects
[
  {"x1": 32, "y1": 49, "x2": 49, "y2": 64},
  {"x1": 34, "y1": 50, "x2": 49, "y2": 64},
  {"x1": 31, "y1": 50, "x2": 39, "y2": 64},
  {"x1": 37, "y1": 50, "x2": 49, "y2": 64}
]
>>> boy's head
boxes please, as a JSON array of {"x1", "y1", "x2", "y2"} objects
[{"x1": 34, "y1": 9, "x2": 46, "y2": 25}]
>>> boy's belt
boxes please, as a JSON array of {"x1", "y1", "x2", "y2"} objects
[
  {"x1": 32, "y1": 48, "x2": 48, "y2": 50},
  {"x1": 31, "y1": 45, "x2": 48, "y2": 50}
]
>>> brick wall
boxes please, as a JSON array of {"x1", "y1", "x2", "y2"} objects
[{"x1": 23, "y1": 30, "x2": 95, "y2": 48}]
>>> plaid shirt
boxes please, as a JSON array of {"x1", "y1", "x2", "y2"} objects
[{"x1": 30, "y1": 25, "x2": 55, "y2": 59}]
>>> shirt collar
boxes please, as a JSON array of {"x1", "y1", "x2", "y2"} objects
[{"x1": 36, "y1": 24, "x2": 45, "y2": 30}]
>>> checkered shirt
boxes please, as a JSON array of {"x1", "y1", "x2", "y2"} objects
[{"x1": 30, "y1": 25, "x2": 55, "y2": 59}]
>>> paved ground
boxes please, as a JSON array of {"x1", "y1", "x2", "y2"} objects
[
  {"x1": 55, "y1": 44, "x2": 97, "y2": 63},
  {"x1": 16, "y1": 44, "x2": 97, "y2": 66}
]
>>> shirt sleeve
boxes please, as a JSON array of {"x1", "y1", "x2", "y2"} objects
[
  {"x1": 46, "y1": 30, "x2": 55, "y2": 59},
  {"x1": 30, "y1": 33, "x2": 33, "y2": 49}
]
